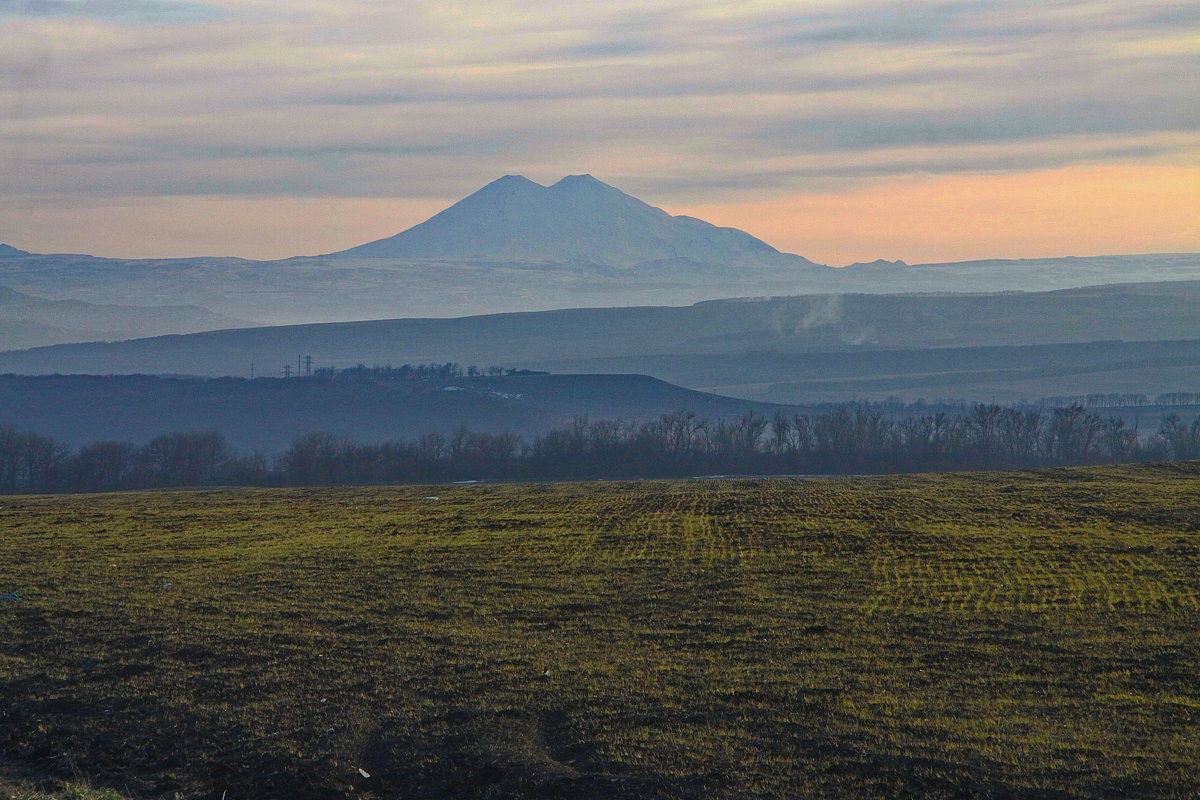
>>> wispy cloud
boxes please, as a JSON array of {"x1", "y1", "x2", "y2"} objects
[
  {"x1": 0, "y1": 0, "x2": 221, "y2": 23},
  {"x1": 1, "y1": 0, "x2": 1197, "y2": 258}
]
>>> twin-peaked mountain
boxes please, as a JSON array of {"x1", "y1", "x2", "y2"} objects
[
  {"x1": 330, "y1": 174, "x2": 810, "y2": 268},
  {"x1": 0, "y1": 175, "x2": 828, "y2": 327},
  {"x1": 1, "y1": 176, "x2": 1199, "y2": 328}
]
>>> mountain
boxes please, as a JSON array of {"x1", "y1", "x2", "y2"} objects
[
  {"x1": 0, "y1": 286, "x2": 257, "y2": 349},
  {"x1": 0, "y1": 174, "x2": 1196, "y2": 325},
  {"x1": 329, "y1": 174, "x2": 810, "y2": 268},
  {"x1": 0, "y1": 244, "x2": 30, "y2": 257}
]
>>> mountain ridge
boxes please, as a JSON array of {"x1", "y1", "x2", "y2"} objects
[
  {"x1": 0, "y1": 285, "x2": 257, "y2": 349},
  {"x1": 0, "y1": 249, "x2": 1196, "y2": 327},
  {"x1": 2, "y1": 279, "x2": 1197, "y2": 379}
]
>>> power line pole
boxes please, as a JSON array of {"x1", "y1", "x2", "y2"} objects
[
  {"x1": 304, "y1": 355, "x2": 313, "y2": 376},
  {"x1": 284, "y1": 364, "x2": 292, "y2": 379}
]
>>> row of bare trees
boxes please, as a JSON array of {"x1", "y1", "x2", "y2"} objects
[
  {"x1": 517, "y1": 406, "x2": 1153, "y2": 478},
  {"x1": 310, "y1": 363, "x2": 545, "y2": 381},
  {"x1": 0, "y1": 427, "x2": 266, "y2": 494},
  {"x1": 1035, "y1": 392, "x2": 1200, "y2": 408},
  {"x1": 262, "y1": 407, "x2": 1200, "y2": 483},
  {"x1": 1, "y1": 407, "x2": 1198, "y2": 493}
]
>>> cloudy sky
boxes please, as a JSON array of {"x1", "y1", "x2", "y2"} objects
[{"x1": 2, "y1": 0, "x2": 1197, "y2": 264}]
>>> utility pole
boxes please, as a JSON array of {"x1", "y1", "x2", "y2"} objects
[
  {"x1": 298, "y1": 355, "x2": 303, "y2": 378},
  {"x1": 304, "y1": 355, "x2": 313, "y2": 376},
  {"x1": 250, "y1": 362, "x2": 255, "y2": 379},
  {"x1": 284, "y1": 364, "x2": 292, "y2": 379}
]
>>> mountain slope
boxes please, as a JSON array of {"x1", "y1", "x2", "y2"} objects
[
  {"x1": 330, "y1": 174, "x2": 809, "y2": 268},
  {"x1": 834, "y1": 253, "x2": 1200, "y2": 293},
  {"x1": 1, "y1": 250, "x2": 1197, "y2": 326},
  {"x1": 0, "y1": 286, "x2": 256, "y2": 349}
]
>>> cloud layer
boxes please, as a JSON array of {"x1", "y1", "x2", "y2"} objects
[{"x1": 2, "y1": 0, "x2": 1197, "y2": 261}]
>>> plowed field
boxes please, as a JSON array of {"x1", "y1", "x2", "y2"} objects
[{"x1": 2, "y1": 463, "x2": 1198, "y2": 799}]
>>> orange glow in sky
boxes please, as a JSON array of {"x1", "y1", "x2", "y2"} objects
[
  {"x1": 674, "y1": 165, "x2": 1200, "y2": 265},
  {"x1": 14, "y1": 165, "x2": 1197, "y2": 265},
  {"x1": 2, "y1": 1, "x2": 1197, "y2": 263}
]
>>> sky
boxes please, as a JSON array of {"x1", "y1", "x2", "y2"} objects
[{"x1": 1, "y1": 0, "x2": 1197, "y2": 265}]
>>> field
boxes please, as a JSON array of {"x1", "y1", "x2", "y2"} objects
[{"x1": 2, "y1": 463, "x2": 1199, "y2": 799}]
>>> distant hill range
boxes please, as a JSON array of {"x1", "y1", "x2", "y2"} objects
[
  {"x1": 1, "y1": 174, "x2": 1197, "y2": 325},
  {"x1": 542, "y1": 339, "x2": 1200, "y2": 408},
  {"x1": 1, "y1": 280, "x2": 1198, "y2": 405},
  {"x1": 0, "y1": 286, "x2": 255, "y2": 350},
  {"x1": 0, "y1": 373, "x2": 783, "y2": 453}
]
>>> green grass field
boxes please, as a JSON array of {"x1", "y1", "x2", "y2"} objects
[{"x1": 2, "y1": 463, "x2": 1199, "y2": 799}]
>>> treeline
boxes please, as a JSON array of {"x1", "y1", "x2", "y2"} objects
[
  {"x1": 3, "y1": 406, "x2": 1200, "y2": 494},
  {"x1": 0, "y1": 428, "x2": 269, "y2": 494},
  {"x1": 309, "y1": 363, "x2": 548, "y2": 381},
  {"x1": 1037, "y1": 392, "x2": 1200, "y2": 408}
]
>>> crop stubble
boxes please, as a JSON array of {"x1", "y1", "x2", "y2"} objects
[{"x1": 0, "y1": 462, "x2": 1198, "y2": 798}]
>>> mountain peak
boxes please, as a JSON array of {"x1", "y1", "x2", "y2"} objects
[
  {"x1": 552, "y1": 173, "x2": 601, "y2": 186},
  {"x1": 0, "y1": 244, "x2": 31, "y2": 257},
  {"x1": 548, "y1": 174, "x2": 632, "y2": 200},
  {"x1": 482, "y1": 174, "x2": 542, "y2": 191},
  {"x1": 329, "y1": 174, "x2": 806, "y2": 268}
]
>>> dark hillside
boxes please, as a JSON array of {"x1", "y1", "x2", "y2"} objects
[
  {"x1": 533, "y1": 338, "x2": 1200, "y2": 403},
  {"x1": 0, "y1": 373, "x2": 781, "y2": 452},
  {"x1": 535, "y1": 339, "x2": 1200, "y2": 387}
]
